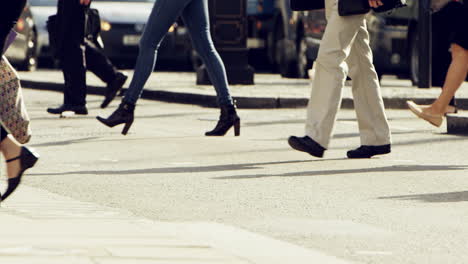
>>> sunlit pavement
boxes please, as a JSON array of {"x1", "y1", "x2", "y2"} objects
[{"x1": 1, "y1": 88, "x2": 468, "y2": 264}]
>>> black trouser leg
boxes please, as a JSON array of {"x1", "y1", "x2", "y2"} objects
[
  {"x1": 57, "y1": 0, "x2": 87, "y2": 106},
  {"x1": 85, "y1": 39, "x2": 118, "y2": 84},
  {"x1": 0, "y1": 0, "x2": 27, "y2": 54}
]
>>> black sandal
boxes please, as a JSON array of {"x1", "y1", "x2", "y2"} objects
[{"x1": 1, "y1": 146, "x2": 39, "y2": 202}]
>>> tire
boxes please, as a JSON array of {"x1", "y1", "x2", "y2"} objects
[{"x1": 18, "y1": 29, "x2": 38, "y2": 72}]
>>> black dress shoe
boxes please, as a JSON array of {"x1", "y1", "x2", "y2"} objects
[
  {"x1": 288, "y1": 136, "x2": 326, "y2": 158},
  {"x1": 47, "y1": 104, "x2": 88, "y2": 115},
  {"x1": 347, "y1": 144, "x2": 391, "y2": 159},
  {"x1": 101, "y1": 72, "x2": 128, "y2": 108}
]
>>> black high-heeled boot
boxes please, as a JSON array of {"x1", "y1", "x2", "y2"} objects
[
  {"x1": 96, "y1": 102, "x2": 135, "y2": 135},
  {"x1": 205, "y1": 104, "x2": 240, "y2": 136},
  {"x1": 1, "y1": 146, "x2": 39, "y2": 202}
]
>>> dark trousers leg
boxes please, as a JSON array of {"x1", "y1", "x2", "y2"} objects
[
  {"x1": 0, "y1": 0, "x2": 27, "y2": 54},
  {"x1": 57, "y1": 0, "x2": 87, "y2": 106},
  {"x1": 85, "y1": 39, "x2": 118, "y2": 84}
]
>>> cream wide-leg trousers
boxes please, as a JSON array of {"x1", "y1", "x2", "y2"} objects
[{"x1": 305, "y1": 0, "x2": 392, "y2": 149}]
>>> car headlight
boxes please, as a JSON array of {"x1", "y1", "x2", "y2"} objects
[{"x1": 101, "y1": 21, "x2": 112, "y2": 32}]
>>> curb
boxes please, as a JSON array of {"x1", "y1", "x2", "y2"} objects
[{"x1": 21, "y1": 79, "x2": 468, "y2": 109}]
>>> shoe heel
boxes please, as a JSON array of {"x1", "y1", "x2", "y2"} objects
[
  {"x1": 234, "y1": 119, "x2": 240, "y2": 136},
  {"x1": 122, "y1": 121, "x2": 133, "y2": 135}
]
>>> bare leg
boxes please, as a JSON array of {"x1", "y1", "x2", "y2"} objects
[
  {"x1": 0, "y1": 135, "x2": 22, "y2": 179},
  {"x1": 428, "y1": 44, "x2": 468, "y2": 115}
]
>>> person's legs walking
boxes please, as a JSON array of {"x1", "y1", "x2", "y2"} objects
[
  {"x1": 85, "y1": 39, "x2": 120, "y2": 84},
  {"x1": 430, "y1": 44, "x2": 468, "y2": 114},
  {"x1": 289, "y1": 0, "x2": 366, "y2": 157},
  {"x1": 0, "y1": 0, "x2": 39, "y2": 202},
  {"x1": 407, "y1": 4, "x2": 468, "y2": 126},
  {"x1": 97, "y1": 0, "x2": 189, "y2": 134},
  {"x1": 47, "y1": 0, "x2": 88, "y2": 115},
  {"x1": 290, "y1": 0, "x2": 390, "y2": 158},
  {"x1": 181, "y1": 0, "x2": 233, "y2": 106},
  {"x1": 0, "y1": 125, "x2": 39, "y2": 202},
  {"x1": 345, "y1": 23, "x2": 391, "y2": 158},
  {"x1": 84, "y1": 39, "x2": 128, "y2": 108},
  {"x1": 122, "y1": 0, "x2": 188, "y2": 105},
  {"x1": 181, "y1": 0, "x2": 239, "y2": 136}
]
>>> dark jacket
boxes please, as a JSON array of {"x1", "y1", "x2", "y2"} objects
[{"x1": 290, "y1": 0, "x2": 325, "y2": 11}]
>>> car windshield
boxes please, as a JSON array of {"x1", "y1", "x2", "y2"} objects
[
  {"x1": 29, "y1": 0, "x2": 155, "y2": 6},
  {"x1": 29, "y1": 0, "x2": 56, "y2": 6}
]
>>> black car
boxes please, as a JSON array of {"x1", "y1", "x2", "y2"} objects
[
  {"x1": 248, "y1": 0, "x2": 419, "y2": 81},
  {"x1": 245, "y1": 0, "x2": 325, "y2": 78},
  {"x1": 279, "y1": 4, "x2": 412, "y2": 79},
  {"x1": 5, "y1": 4, "x2": 38, "y2": 71}
]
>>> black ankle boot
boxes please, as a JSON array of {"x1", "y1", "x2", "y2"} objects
[
  {"x1": 96, "y1": 102, "x2": 135, "y2": 135},
  {"x1": 205, "y1": 104, "x2": 240, "y2": 136}
]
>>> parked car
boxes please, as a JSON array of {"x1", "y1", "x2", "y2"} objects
[
  {"x1": 245, "y1": 0, "x2": 327, "y2": 78},
  {"x1": 247, "y1": 0, "x2": 429, "y2": 82},
  {"x1": 5, "y1": 3, "x2": 38, "y2": 71},
  {"x1": 280, "y1": 4, "x2": 412, "y2": 79},
  {"x1": 28, "y1": 0, "x2": 57, "y2": 65},
  {"x1": 28, "y1": 0, "x2": 193, "y2": 68}
]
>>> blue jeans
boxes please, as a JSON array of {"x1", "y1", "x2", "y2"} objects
[{"x1": 124, "y1": 0, "x2": 233, "y2": 106}]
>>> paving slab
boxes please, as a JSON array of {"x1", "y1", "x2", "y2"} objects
[{"x1": 0, "y1": 185, "x2": 355, "y2": 264}]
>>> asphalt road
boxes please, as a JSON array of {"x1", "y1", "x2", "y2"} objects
[{"x1": 10, "y1": 88, "x2": 468, "y2": 264}]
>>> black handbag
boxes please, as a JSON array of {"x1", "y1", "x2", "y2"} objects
[
  {"x1": 290, "y1": 0, "x2": 325, "y2": 11},
  {"x1": 338, "y1": 0, "x2": 407, "y2": 16},
  {"x1": 85, "y1": 8, "x2": 101, "y2": 40},
  {"x1": 47, "y1": 8, "x2": 102, "y2": 58},
  {"x1": 372, "y1": 0, "x2": 407, "y2": 13},
  {"x1": 338, "y1": 0, "x2": 370, "y2": 16}
]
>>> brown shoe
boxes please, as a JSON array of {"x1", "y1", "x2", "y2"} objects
[{"x1": 406, "y1": 101, "x2": 444, "y2": 127}]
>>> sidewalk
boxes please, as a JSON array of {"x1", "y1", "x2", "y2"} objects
[
  {"x1": 19, "y1": 70, "x2": 468, "y2": 109},
  {"x1": 0, "y1": 185, "x2": 354, "y2": 264}
]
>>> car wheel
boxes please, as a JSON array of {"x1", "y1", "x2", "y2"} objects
[
  {"x1": 18, "y1": 29, "x2": 38, "y2": 72},
  {"x1": 296, "y1": 33, "x2": 311, "y2": 79}
]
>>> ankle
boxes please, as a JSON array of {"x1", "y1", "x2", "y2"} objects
[
  {"x1": 120, "y1": 101, "x2": 135, "y2": 112},
  {"x1": 1, "y1": 138, "x2": 21, "y2": 160}
]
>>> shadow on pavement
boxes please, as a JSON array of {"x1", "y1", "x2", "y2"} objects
[
  {"x1": 378, "y1": 191, "x2": 468, "y2": 203},
  {"x1": 28, "y1": 159, "x2": 320, "y2": 177},
  {"x1": 213, "y1": 164, "x2": 468, "y2": 180},
  {"x1": 30, "y1": 137, "x2": 101, "y2": 147}
]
